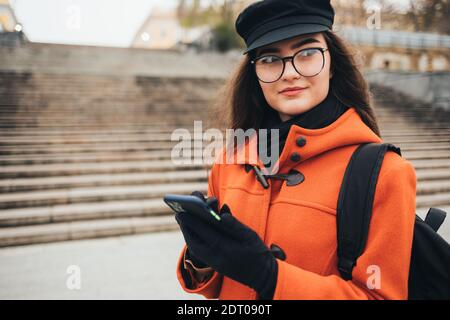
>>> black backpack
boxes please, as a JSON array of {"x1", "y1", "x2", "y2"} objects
[{"x1": 337, "y1": 142, "x2": 450, "y2": 300}]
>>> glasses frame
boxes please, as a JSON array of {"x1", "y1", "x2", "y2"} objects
[{"x1": 251, "y1": 47, "x2": 329, "y2": 83}]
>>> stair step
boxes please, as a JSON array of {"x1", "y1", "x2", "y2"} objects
[
  {"x1": 417, "y1": 192, "x2": 450, "y2": 208},
  {"x1": 0, "y1": 123, "x2": 197, "y2": 129},
  {"x1": 0, "y1": 160, "x2": 206, "y2": 178},
  {"x1": 0, "y1": 134, "x2": 203, "y2": 145},
  {"x1": 0, "y1": 215, "x2": 178, "y2": 247},
  {"x1": 384, "y1": 137, "x2": 450, "y2": 144},
  {"x1": 0, "y1": 170, "x2": 207, "y2": 193},
  {"x1": 402, "y1": 150, "x2": 450, "y2": 160},
  {"x1": 417, "y1": 181, "x2": 450, "y2": 195},
  {"x1": 0, "y1": 152, "x2": 195, "y2": 165},
  {"x1": 1, "y1": 140, "x2": 449, "y2": 155},
  {"x1": 0, "y1": 127, "x2": 445, "y2": 135},
  {"x1": 0, "y1": 144, "x2": 204, "y2": 155},
  {"x1": 416, "y1": 168, "x2": 450, "y2": 181},
  {"x1": 0, "y1": 182, "x2": 207, "y2": 209},
  {"x1": 381, "y1": 130, "x2": 450, "y2": 137},
  {"x1": 0, "y1": 145, "x2": 191, "y2": 155},
  {"x1": 411, "y1": 159, "x2": 450, "y2": 170},
  {"x1": 0, "y1": 128, "x2": 180, "y2": 136},
  {"x1": 0, "y1": 198, "x2": 175, "y2": 227}
]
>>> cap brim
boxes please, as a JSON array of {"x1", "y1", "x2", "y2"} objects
[{"x1": 243, "y1": 24, "x2": 329, "y2": 55}]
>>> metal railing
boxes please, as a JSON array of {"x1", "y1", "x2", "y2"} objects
[{"x1": 337, "y1": 27, "x2": 450, "y2": 49}]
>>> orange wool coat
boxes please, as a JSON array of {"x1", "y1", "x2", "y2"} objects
[{"x1": 176, "y1": 107, "x2": 417, "y2": 300}]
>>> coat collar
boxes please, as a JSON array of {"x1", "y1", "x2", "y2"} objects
[{"x1": 221, "y1": 107, "x2": 382, "y2": 174}]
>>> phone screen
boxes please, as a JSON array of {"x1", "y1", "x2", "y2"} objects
[{"x1": 164, "y1": 194, "x2": 221, "y2": 223}]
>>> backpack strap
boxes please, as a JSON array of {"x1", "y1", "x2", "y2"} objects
[
  {"x1": 336, "y1": 143, "x2": 401, "y2": 281},
  {"x1": 425, "y1": 208, "x2": 447, "y2": 232}
]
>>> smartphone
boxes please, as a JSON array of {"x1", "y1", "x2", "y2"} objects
[{"x1": 164, "y1": 194, "x2": 221, "y2": 225}]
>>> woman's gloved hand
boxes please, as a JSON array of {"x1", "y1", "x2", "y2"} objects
[
  {"x1": 180, "y1": 191, "x2": 219, "y2": 268},
  {"x1": 175, "y1": 193, "x2": 278, "y2": 299}
]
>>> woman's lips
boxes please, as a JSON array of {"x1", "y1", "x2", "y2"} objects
[{"x1": 279, "y1": 87, "x2": 307, "y2": 96}]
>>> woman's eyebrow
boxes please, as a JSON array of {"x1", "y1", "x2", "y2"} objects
[{"x1": 256, "y1": 38, "x2": 321, "y2": 56}]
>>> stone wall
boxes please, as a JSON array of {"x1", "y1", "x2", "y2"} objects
[{"x1": 366, "y1": 70, "x2": 450, "y2": 111}]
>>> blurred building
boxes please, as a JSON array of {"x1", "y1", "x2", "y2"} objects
[
  {"x1": 131, "y1": 6, "x2": 210, "y2": 50},
  {"x1": 0, "y1": 0, "x2": 26, "y2": 46},
  {"x1": 332, "y1": 0, "x2": 369, "y2": 28},
  {"x1": 0, "y1": 0, "x2": 19, "y2": 32},
  {"x1": 339, "y1": 27, "x2": 450, "y2": 72},
  {"x1": 131, "y1": 6, "x2": 180, "y2": 49}
]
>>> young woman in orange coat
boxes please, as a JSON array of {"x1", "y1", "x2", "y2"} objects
[{"x1": 174, "y1": 0, "x2": 417, "y2": 300}]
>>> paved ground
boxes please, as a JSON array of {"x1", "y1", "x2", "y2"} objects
[
  {"x1": 0, "y1": 230, "x2": 202, "y2": 299},
  {"x1": 0, "y1": 208, "x2": 448, "y2": 300}
]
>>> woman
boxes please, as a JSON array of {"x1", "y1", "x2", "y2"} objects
[{"x1": 174, "y1": 0, "x2": 417, "y2": 300}]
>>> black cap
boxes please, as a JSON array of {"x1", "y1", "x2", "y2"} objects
[{"x1": 235, "y1": 0, "x2": 334, "y2": 54}]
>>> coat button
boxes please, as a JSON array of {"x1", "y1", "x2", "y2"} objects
[
  {"x1": 290, "y1": 152, "x2": 301, "y2": 162},
  {"x1": 270, "y1": 244, "x2": 286, "y2": 261},
  {"x1": 296, "y1": 136, "x2": 307, "y2": 147}
]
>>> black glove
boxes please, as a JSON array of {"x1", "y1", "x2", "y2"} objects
[
  {"x1": 175, "y1": 198, "x2": 278, "y2": 300},
  {"x1": 180, "y1": 191, "x2": 220, "y2": 269}
]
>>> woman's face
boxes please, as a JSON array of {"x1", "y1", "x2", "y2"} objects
[{"x1": 254, "y1": 32, "x2": 332, "y2": 122}]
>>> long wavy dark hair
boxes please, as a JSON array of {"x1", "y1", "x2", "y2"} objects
[{"x1": 212, "y1": 30, "x2": 380, "y2": 146}]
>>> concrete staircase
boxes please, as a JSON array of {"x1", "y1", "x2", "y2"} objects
[
  {"x1": 1, "y1": 68, "x2": 449, "y2": 247},
  {"x1": 372, "y1": 84, "x2": 450, "y2": 227},
  {"x1": 0, "y1": 70, "x2": 222, "y2": 246}
]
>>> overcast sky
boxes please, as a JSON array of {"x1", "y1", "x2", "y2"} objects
[
  {"x1": 10, "y1": 0, "x2": 179, "y2": 47},
  {"x1": 9, "y1": 0, "x2": 410, "y2": 48}
]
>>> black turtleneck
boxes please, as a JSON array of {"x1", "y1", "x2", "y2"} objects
[{"x1": 258, "y1": 90, "x2": 350, "y2": 167}]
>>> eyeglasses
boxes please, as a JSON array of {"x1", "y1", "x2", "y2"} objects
[{"x1": 251, "y1": 47, "x2": 329, "y2": 83}]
